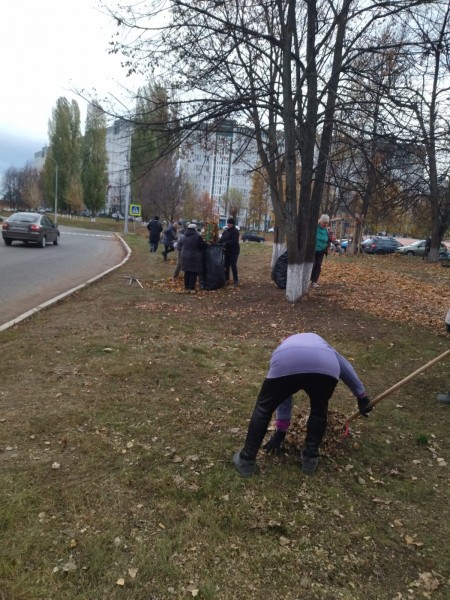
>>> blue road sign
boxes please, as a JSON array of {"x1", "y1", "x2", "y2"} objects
[{"x1": 129, "y1": 204, "x2": 141, "y2": 217}]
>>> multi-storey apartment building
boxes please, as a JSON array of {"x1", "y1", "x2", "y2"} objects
[
  {"x1": 177, "y1": 120, "x2": 260, "y2": 225},
  {"x1": 105, "y1": 119, "x2": 133, "y2": 215}
]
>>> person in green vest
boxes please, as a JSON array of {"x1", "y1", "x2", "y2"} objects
[{"x1": 310, "y1": 214, "x2": 342, "y2": 289}]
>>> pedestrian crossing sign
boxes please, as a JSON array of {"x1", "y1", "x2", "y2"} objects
[{"x1": 129, "y1": 204, "x2": 141, "y2": 217}]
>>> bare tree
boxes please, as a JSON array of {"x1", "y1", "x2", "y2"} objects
[
  {"x1": 105, "y1": 0, "x2": 431, "y2": 299},
  {"x1": 20, "y1": 165, "x2": 43, "y2": 210},
  {"x1": 139, "y1": 155, "x2": 184, "y2": 222},
  {"x1": 383, "y1": 2, "x2": 450, "y2": 260},
  {"x1": 1, "y1": 167, "x2": 21, "y2": 209}
]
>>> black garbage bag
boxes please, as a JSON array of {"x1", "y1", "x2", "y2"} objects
[
  {"x1": 272, "y1": 249, "x2": 288, "y2": 289},
  {"x1": 201, "y1": 244, "x2": 225, "y2": 291}
]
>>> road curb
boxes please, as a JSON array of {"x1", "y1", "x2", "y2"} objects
[{"x1": 0, "y1": 234, "x2": 132, "y2": 334}]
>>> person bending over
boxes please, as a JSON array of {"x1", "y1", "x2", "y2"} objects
[{"x1": 233, "y1": 333, "x2": 372, "y2": 477}]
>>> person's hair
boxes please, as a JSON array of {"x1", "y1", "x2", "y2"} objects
[{"x1": 227, "y1": 217, "x2": 235, "y2": 225}]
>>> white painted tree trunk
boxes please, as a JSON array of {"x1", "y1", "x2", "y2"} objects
[
  {"x1": 285, "y1": 262, "x2": 313, "y2": 302},
  {"x1": 271, "y1": 245, "x2": 313, "y2": 301}
]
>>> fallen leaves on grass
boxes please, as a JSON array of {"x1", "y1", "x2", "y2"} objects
[
  {"x1": 283, "y1": 408, "x2": 352, "y2": 457},
  {"x1": 409, "y1": 570, "x2": 445, "y2": 595},
  {"x1": 404, "y1": 534, "x2": 424, "y2": 548},
  {"x1": 323, "y1": 257, "x2": 449, "y2": 331}
]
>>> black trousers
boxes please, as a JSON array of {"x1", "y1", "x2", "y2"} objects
[
  {"x1": 162, "y1": 244, "x2": 175, "y2": 260},
  {"x1": 241, "y1": 373, "x2": 338, "y2": 460},
  {"x1": 224, "y1": 253, "x2": 239, "y2": 283},
  {"x1": 311, "y1": 250, "x2": 326, "y2": 283},
  {"x1": 149, "y1": 239, "x2": 159, "y2": 253},
  {"x1": 184, "y1": 271, "x2": 198, "y2": 290}
]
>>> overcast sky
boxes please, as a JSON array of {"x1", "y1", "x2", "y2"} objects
[{"x1": 0, "y1": 0, "x2": 139, "y2": 176}]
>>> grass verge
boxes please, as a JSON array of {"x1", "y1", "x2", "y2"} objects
[{"x1": 0, "y1": 234, "x2": 449, "y2": 599}]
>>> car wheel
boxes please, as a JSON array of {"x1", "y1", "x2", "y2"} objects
[
  {"x1": 4, "y1": 238, "x2": 12, "y2": 246},
  {"x1": 53, "y1": 235, "x2": 59, "y2": 246},
  {"x1": 375, "y1": 249, "x2": 384, "y2": 254},
  {"x1": 406, "y1": 251, "x2": 415, "y2": 256},
  {"x1": 259, "y1": 239, "x2": 264, "y2": 244},
  {"x1": 40, "y1": 236, "x2": 47, "y2": 248}
]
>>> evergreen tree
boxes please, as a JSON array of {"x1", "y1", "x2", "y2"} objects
[{"x1": 82, "y1": 103, "x2": 108, "y2": 216}]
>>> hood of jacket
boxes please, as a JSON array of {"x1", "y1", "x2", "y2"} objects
[{"x1": 184, "y1": 228, "x2": 198, "y2": 238}]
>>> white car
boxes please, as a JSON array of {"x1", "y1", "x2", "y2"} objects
[{"x1": 396, "y1": 240, "x2": 448, "y2": 258}]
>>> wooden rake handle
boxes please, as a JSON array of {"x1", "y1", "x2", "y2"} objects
[{"x1": 346, "y1": 348, "x2": 450, "y2": 426}]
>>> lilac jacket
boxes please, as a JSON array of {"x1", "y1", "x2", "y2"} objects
[{"x1": 268, "y1": 333, "x2": 366, "y2": 425}]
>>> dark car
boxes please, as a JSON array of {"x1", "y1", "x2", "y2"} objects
[
  {"x1": 242, "y1": 230, "x2": 265, "y2": 243},
  {"x1": 361, "y1": 236, "x2": 402, "y2": 255},
  {"x1": 2, "y1": 212, "x2": 60, "y2": 247}
]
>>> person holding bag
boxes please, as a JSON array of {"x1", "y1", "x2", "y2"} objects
[
  {"x1": 161, "y1": 221, "x2": 178, "y2": 261},
  {"x1": 177, "y1": 223, "x2": 206, "y2": 292}
]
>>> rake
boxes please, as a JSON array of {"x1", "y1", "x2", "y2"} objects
[{"x1": 342, "y1": 348, "x2": 450, "y2": 439}]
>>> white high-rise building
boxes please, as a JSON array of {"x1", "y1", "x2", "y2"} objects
[
  {"x1": 103, "y1": 118, "x2": 261, "y2": 223},
  {"x1": 177, "y1": 120, "x2": 259, "y2": 225},
  {"x1": 33, "y1": 147, "x2": 48, "y2": 173},
  {"x1": 105, "y1": 119, "x2": 132, "y2": 214}
]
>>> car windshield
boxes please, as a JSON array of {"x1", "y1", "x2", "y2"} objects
[{"x1": 9, "y1": 213, "x2": 39, "y2": 223}]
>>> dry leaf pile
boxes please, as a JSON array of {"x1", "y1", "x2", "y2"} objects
[{"x1": 282, "y1": 408, "x2": 354, "y2": 458}]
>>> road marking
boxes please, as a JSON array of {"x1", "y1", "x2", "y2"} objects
[{"x1": 63, "y1": 232, "x2": 115, "y2": 238}]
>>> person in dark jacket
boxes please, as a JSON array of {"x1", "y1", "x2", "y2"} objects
[
  {"x1": 161, "y1": 222, "x2": 178, "y2": 261},
  {"x1": 423, "y1": 237, "x2": 431, "y2": 261},
  {"x1": 147, "y1": 216, "x2": 163, "y2": 253},
  {"x1": 177, "y1": 223, "x2": 206, "y2": 292},
  {"x1": 220, "y1": 217, "x2": 240, "y2": 286},
  {"x1": 233, "y1": 333, "x2": 372, "y2": 477}
]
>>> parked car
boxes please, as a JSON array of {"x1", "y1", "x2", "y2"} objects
[
  {"x1": 111, "y1": 212, "x2": 125, "y2": 220},
  {"x1": 395, "y1": 240, "x2": 448, "y2": 258},
  {"x1": 242, "y1": 230, "x2": 265, "y2": 243},
  {"x1": 361, "y1": 236, "x2": 403, "y2": 255},
  {"x1": 2, "y1": 212, "x2": 60, "y2": 247}
]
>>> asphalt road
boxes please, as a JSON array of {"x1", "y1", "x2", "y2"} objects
[{"x1": 0, "y1": 226, "x2": 127, "y2": 326}]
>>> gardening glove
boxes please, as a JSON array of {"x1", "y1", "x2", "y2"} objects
[
  {"x1": 263, "y1": 430, "x2": 286, "y2": 454},
  {"x1": 358, "y1": 396, "x2": 373, "y2": 418}
]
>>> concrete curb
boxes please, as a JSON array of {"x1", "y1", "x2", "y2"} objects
[{"x1": 0, "y1": 234, "x2": 132, "y2": 334}]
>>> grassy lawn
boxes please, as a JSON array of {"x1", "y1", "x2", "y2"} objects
[{"x1": 0, "y1": 234, "x2": 449, "y2": 599}]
